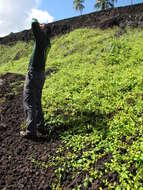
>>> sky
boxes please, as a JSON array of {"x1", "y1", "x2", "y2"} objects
[{"x1": 0, "y1": 0, "x2": 143, "y2": 37}]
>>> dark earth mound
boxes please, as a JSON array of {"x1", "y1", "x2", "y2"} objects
[{"x1": 0, "y1": 73, "x2": 60, "y2": 190}]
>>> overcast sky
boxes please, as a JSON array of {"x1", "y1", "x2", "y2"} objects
[{"x1": 0, "y1": 0, "x2": 142, "y2": 37}]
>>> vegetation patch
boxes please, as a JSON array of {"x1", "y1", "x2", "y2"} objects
[
  {"x1": 0, "y1": 27, "x2": 143, "y2": 189},
  {"x1": 10, "y1": 80, "x2": 24, "y2": 95}
]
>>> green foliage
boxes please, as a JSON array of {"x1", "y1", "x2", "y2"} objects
[
  {"x1": 73, "y1": 0, "x2": 85, "y2": 14},
  {"x1": 20, "y1": 120, "x2": 26, "y2": 130},
  {"x1": 0, "y1": 41, "x2": 33, "y2": 74},
  {"x1": 95, "y1": 0, "x2": 117, "y2": 10},
  {"x1": 1, "y1": 27, "x2": 143, "y2": 189},
  {"x1": 73, "y1": 0, "x2": 117, "y2": 11},
  {"x1": 10, "y1": 80, "x2": 24, "y2": 95}
]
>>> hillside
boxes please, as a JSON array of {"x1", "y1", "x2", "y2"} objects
[
  {"x1": 1, "y1": 3, "x2": 143, "y2": 44},
  {"x1": 0, "y1": 27, "x2": 143, "y2": 189}
]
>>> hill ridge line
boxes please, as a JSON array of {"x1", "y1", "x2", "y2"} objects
[{"x1": 1, "y1": 2, "x2": 143, "y2": 44}]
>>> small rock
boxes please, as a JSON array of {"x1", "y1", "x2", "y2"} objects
[{"x1": 17, "y1": 148, "x2": 22, "y2": 155}]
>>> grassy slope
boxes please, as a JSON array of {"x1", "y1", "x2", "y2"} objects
[{"x1": 0, "y1": 28, "x2": 143, "y2": 189}]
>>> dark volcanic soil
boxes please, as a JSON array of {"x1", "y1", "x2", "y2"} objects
[{"x1": 0, "y1": 73, "x2": 60, "y2": 190}]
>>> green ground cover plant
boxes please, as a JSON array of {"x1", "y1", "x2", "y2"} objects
[
  {"x1": 0, "y1": 41, "x2": 33, "y2": 74},
  {"x1": 0, "y1": 27, "x2": 143, "y2": 189}
]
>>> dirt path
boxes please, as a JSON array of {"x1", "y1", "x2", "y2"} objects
[{"x1": 0, "y1": 73, "x2": 60, "y2": 190}]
